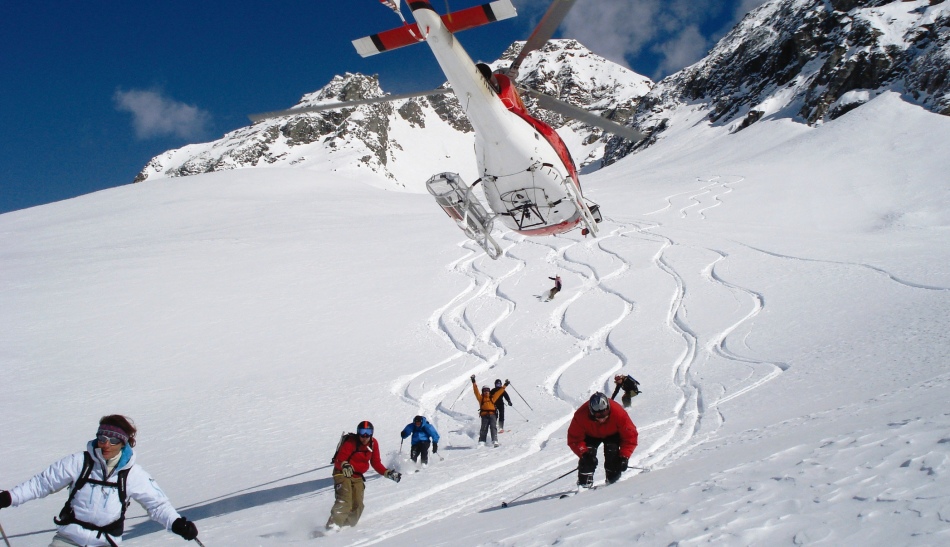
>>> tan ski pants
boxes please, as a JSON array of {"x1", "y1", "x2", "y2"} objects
[{"x1": 326, "y1": 475, "x2": 365, "y2": 528}]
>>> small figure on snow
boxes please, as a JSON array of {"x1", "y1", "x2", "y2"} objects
[
  {"x1": 400, "y1": 415, "x2": 440, "y2": 467},
  {"x1": 490, "y1": 379, "x2": 513, "y2": 431},
  {"x1": 546, "y1": 275, "x2": 562, "y2": 301},
  {"x1": 327, "y1": 421, "x2": 401, "y2": 531},
  {"x1": 610, "y1": 374, "x2": 642, "y2": 407},
  {"x1": 0, "y1": 414, "x2": 199, "y2": 546},
  {"x1": 471, "y1": 375, "x2": 508, "y2": 447},
  {"x1": 567, "y1": 392, "x2": 639, "y2": 487}
]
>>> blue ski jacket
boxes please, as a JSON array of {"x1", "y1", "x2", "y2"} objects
[{"x1": 400, "y1": 418, "x2": 440, "y2": 445}]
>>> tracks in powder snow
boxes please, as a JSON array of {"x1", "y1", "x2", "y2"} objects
[{"x1": 325, "y1": 175, "x2": 801, "y2": 544}]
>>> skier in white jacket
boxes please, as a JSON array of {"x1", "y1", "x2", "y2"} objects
[{"x1": 0, "y1": 415, "x2": 198, "y2": 546}]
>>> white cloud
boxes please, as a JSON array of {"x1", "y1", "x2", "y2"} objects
[
  {"x1": 114, "y1": 89, "x2": 211, "y2": 140},
  {"x1": 652, "y1": 24, "x2": 710, "y2": 79},
  {"x1": 561, "y1": 0, "x2": 663, "y2": 68},
  {"x1": 526, "y1": 0, "x2": 774, "y2": 79}
]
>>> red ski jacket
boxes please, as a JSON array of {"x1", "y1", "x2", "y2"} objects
[
  {"x1": 567, "y1": 399, "x2": 638, "y2": 459},
  {"x1": 333, "y1": 436, "x2": 388, "y2": 479}
]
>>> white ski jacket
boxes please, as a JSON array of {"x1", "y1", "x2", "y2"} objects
[{"x1": 9, "y1": 441, "x2": 181, "y2": 546}]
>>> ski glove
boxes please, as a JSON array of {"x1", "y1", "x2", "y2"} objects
[
  {"x1": 0, "y1": 490, "x2": 10, "y2": 509},
  {"x1": 432, "y1": 442, "x2": 438, "y2": 453},
  {"x1": 385, "y1": 469, "x2": 402, "y2": 483},
  {"x1": 341, "y1": 462, "x2": 354, "y2": 478},
  {"x1": 171, "y1": 517, "x2": 199, "y2": 541},
  {"x1": 619, "y1": 456, "x2": 629, "y2": 472},
  {"x1": 470, "y1": 375, "x2": 476, "y2": 383},
  {"x1": 504, "y1": 379, "x2": 510, "y2": 386}
]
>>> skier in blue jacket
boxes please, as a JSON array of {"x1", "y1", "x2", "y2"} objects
[{"x1": 400, "y1": 415, "x2": 440, "y2": 467}]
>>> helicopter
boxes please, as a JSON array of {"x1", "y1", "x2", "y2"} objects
[{"x1": 250, "y1": 0, "x2": 644, "y2": 259}]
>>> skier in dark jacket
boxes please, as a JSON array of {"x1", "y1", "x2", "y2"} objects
[
  {"x1": 489, "y1": 379, "x2": 513, "y2": 431},
  {"x1": 547, "y1": 275, "x2": 562, "y2": 300},
  {"x1": 567, "y1": 393, "x2": 638, "y2": 487},
  {"x1": 400, "y1": 415, "x2": 440, "y2": 467},
  {"x1": 327, "y1": 421, "x2": 401, "y2": 530},
  {"x1": 610, "y1": 374, "x2": 641, "y2": 407}
]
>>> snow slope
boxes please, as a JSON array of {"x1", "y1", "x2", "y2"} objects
[{"x1": 1, "y1": 91, "x2": 948, "y2": 546}]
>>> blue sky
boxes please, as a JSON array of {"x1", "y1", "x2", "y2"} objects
[{"x1": 0, "y1": 0, "x2": 765, "y2": 214}]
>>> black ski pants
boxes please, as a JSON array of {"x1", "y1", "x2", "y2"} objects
[
  {"x1": 578, "y1": 433, "x2": 624, "y2": 486},
  {"x1": 410, "y1": 441, "x2": 431, "y2": 464}
]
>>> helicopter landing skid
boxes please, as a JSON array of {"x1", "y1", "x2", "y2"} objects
[
  {"x1": 426, "y1": 172, "x2": 503, "y2": 260},
  {"x1": 562, "y1": 177, "x2": 600, "y2": 237}
]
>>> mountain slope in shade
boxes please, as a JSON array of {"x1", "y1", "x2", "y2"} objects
[{"x1": 608, "y1": 0, "x2": 950, "y2": 163}]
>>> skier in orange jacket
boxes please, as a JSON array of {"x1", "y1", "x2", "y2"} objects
[{"x1": 471, "y1": 375, "x2": 508, "y2": 447}]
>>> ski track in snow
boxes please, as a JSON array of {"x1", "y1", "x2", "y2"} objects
[{"x1": 336, "y1": 175, "x2": 800, "y2": 544}]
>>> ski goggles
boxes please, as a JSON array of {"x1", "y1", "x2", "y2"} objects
[
  {"x1": 96, "y1": 426, "x2": 129, "y2": 445},
  {"x1": 591, "y1": 408, "x2": 610, "y2": 420},
  {"x1": 358, "y1": 428, "x2": 374, "y2": 438}
]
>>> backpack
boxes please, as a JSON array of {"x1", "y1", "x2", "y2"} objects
[
  {"x1": 54, "y1": 451, "x2": 130, "y2": 547},
  {"x1": 329, "y1": 432, "x2": 358, "y2": 464}
]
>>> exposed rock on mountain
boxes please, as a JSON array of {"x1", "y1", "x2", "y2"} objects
[{"x1": 606, "y1": 0, "x2": 950, "y2": 165}]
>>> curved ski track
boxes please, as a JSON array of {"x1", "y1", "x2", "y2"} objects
[
  {"x1": 310, "y1": 173, "x2": 943, "y2": 545},
  {"x1": 334, "y1": 176, "x2": 789, "y2": 545}
]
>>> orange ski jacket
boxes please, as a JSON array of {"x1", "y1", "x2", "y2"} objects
[{"x1": 473, "y1": 382, "x2": 507, "y2": 416}]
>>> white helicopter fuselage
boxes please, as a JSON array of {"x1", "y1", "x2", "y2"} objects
[{"x1": 410, "y1": 3, "x2": 584, "y2": 236}]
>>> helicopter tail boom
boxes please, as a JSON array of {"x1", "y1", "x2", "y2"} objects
[{"x1": 353, "y1": 0, "x2": 516, "y2": 57}]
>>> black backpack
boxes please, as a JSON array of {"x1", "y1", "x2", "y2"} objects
[
  {"x1": 329, "y1": 432, "x2": 358, "y2": 464},
  {"x1": 54, "y1": 451, "x2": 130, "y2": 547}
]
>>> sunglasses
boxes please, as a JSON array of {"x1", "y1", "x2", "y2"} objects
[
  {"x1": 96, "y1": 434, "x2": 124, "y2": 445},
  {"x1": 592, "y1": 409, "x2": 610, "y2": 420}
]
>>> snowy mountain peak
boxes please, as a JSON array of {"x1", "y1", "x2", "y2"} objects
[{"x1": 133, "y1": 40, "x2": 653, "y2": 185}]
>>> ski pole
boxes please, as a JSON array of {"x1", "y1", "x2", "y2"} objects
[
  {"x1": 448, "y1": 384, "x2": 468, "y2": 410},
  {"x1": 400, "y1": 438, "x2": 404, "y2": 454},
  {"x1": 0, "y1": 519, "x2": 10, "y2": 547},
  {"x1": 500, "y1": 467, "x2": 577, "y2": 508},
  {"x1": 194, "y1": 538, "x2": 206, "y2": 547},
  {"x1": 507, "y1": 383, "x2": 534, "y2": 411},
  {"x1": 510, "y1": 404, "x2": 529, "y2": 422}
]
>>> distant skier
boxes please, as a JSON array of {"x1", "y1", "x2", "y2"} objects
[
  {"x1": 471, "y1": 375, "x2": 508, "y2": 447},
  {"x1": 327, "y1": 421, "x2": 401, "y2": 531},
  {"x1": 567, "y1": 392, "x2": 638, "y2": 487},
  {"x1": 400, "y1": 415, "x2": 440, "y2": 467},
  {"x1": 546, "y1": 275, "x2": 562, "y2": 301},
  {"x1": 610, "y1": 374, "x2": 642, "y2": 407},
  {"x1": 490, "y1": 379, "x2": 513, "y2": 431},
  {"x1": 0, "y1": 414, "x2": 199, "y2": 546}
]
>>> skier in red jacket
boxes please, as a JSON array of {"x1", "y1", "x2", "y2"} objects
[
  {"x1": 326, "y1": 421, "x2": 401, "y2": 530},
  {"x1": 567, "y1": 392, "x2": 638, "y2": 487}
]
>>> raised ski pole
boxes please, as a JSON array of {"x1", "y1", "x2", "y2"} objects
[
  {"x1": 507, "y1": 383, "x2": 534, "y2": 411},
  {"x1": 448, "y1": 384, "x2": 468, "y2": 410},
  {"x1": 500, "y1": 467, "x2": 578, "y2": 508},
  {"x1": 0, "y1": 519, "x2": 11, "y2": 547}
]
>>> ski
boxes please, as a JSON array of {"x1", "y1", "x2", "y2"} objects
[{"x1": 559, "y1": 485, "x2": 599, "y2": 499}]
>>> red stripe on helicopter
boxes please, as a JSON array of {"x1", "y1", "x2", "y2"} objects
[
  {"x1": 494, "y1": 73, "x2": 581, "y2": 189},
  {"x1": 355, "y1": 1, "x2": 515, "y2": 57}
]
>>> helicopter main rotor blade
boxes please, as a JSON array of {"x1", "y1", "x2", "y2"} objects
[
  {"x1": 519, "y1": 87, "x2": 645, "y2": 142},
  {"x1": 507, "y1": 0, "x2": 578, "y2": 80},
  {"x1": 248, "y1": 88, "x2": 453, "y2": 122}
]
